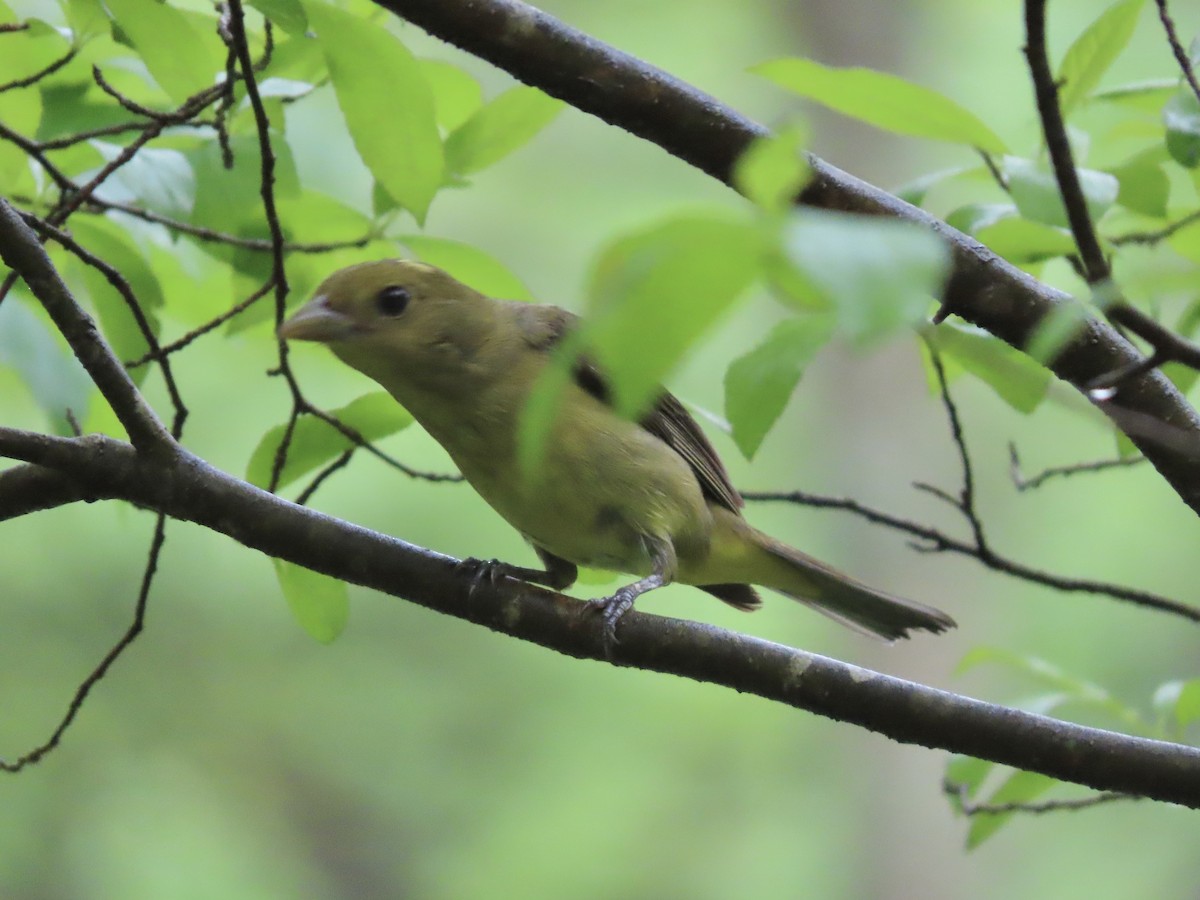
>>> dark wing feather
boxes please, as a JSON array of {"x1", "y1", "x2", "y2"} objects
[{"x1": 515, "y1": 302, "x2": 744, "y2": 515}]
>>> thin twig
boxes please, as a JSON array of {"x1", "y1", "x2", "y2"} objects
[
  {"x1": 1024, "y1": 0, "x2": 1110, "y2": 284},
  {"x1": 0, "y1": 513, "x2": 166, "y2": 771},
  {"x1": 0, "y1": 47, "x2": 76, "y2": 94},
  {"x1": 1155, "y1": 0, "x2": 1200, "y2": 104},
  {"x1": 295, "y1": 449, "x2": 354, "y2": 506},
  {"x1": 1008, "y1": 443, "x2": 1146, "y2": 491},
  {"x1": 98, "y1": 198, "x2": 373, "y2": 253},
  {"x1": 944, "y1": 780, "x2": 1132, "y2": 816}
]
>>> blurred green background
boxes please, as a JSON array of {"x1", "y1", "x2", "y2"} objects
[{"x1": 4, "y1": 0, "x2": 1200, "y2": 897}]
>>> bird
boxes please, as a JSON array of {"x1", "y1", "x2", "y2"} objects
[{"x1": 278, "y1": 259, "x2": 955, "y2": 646}]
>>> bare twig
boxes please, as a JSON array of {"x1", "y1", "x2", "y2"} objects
[
  {"x1": 295, "y1": 449, "x2": 354, "y2": 506},
  {"x1": 0, "y1": 513, "x2": 165, "y2": 771},
  {"x1": 0, "y1": 47, "x2": 76, "y2": 94},
  {"x1": 1155, "y1": 0, "x2": 1200, "y2": 104},
  {"x1": 944, "y1": 780, "x2": 1132, "y2": 816},
  {"x1": 1008, "y1": 443, "x2": 1146, "y2": 491}
]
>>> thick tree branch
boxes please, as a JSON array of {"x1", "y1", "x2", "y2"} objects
[
  {"x1": 2, "y1": 427, "x2": 1200, "y2": 807},
  {"x1": 370, "y1": 0, "x2": 1200, "y2": 515}
]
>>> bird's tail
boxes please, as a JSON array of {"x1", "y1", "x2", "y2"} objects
[{"x1": 702, "y1": 510, "x2": 955, "y2": 640}]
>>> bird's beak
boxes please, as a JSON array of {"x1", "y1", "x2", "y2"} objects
[{"x1": 278, "y1": 295, "x2": 356, "y2": 343}]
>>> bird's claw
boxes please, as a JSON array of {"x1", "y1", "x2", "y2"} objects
[
  {"x1": 584, "y1": 587, "x2": 637, "y2": 659},
  {"x1": 456, "y1": 557, "x2": 505, "y2": 600}
]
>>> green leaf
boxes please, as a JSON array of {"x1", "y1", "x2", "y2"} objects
[
  {"x1": 444, "y1": 85, "x2": 563, "y2": 176},
  {"x1": 517, "y1": 213, "x2": 762, "y2": 480},
  {"x1": 1153, "y1": 679, "x2": 1200, "y2": 734},
  {"x1": 943, "y1": 755, "x2": 994, "y2": 805},
  {"x1": 248, "y1": 0, "x2": 307, "y2": 34},
  {"x1": 304, "y1": 0, "x2": 443, "y2": 221},
  {"x1": 0, "y1": 293, "x2": 91, "y2": 433},
  {"x1": 64, "y1": 217, "x2": 163, "y2": 377},
  {"x1": 92, "y1": 143, "x2": 195, "y2": 220},
  {"x1": 966, "y1": 770, "x2": 1058, "y2": 849},
  {"x1": 973, "y1": 217, "x2": 1078, "y2": 264},
  {"x1": 1108, "y1": 153, "x2": 1169, "y2": 218},
  {"x1": 1004, "y1": 157, "x2": 1119, "y2": 228},
  {"x1": 924, "y1": 322, "x2": 1051, "y2": 414},
  {"x1": 399, "y1": 236, "x2": 533, "y2": 300},
  {"x1": 1092, "y1": 78, "x2": 1177, "y2": 112},
  {"x1": 779, "y1": 209, "x2": 950, "y2": 345},
  {"x1": 420, "y1": 59, "x2": 484, "y2": 133},
  {"x1": 1056, "y1": 0, "x2": 1146, "y2": 115},
  {"x1": 1025, "y1": 300, "x2": 1091, "y2": 365},
  {"x1": 584, "y1": 213, "x2": 764, "y2": 416},
  {"x1": 732, "y1": 126, "x2": 810, "y2": 211},
  {"x1": 103, "y1": 0, "x2": 220, "y2": 104},
  {"x1": 273, "y1": 559, "x2": 348, "y2": 643},
  {"x1": 64, "y1": 0, "x2": 110, "y2": 41},
  {"x1": 1164, "y1": 89, "x2": 1200, "y2": 169},
  {"x1": 246, "y1": 391, "x2": 414, "y2": 491},
  {"x1": 753, "y1": 57, "x2": 1006, "y2": 153},
  {"x1": 724, "y1": 315, "x2": 832, "y2": 458}
]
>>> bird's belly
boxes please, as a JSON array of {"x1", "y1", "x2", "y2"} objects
[{"x1": 452, "y1": 413, "x2": 711, "y2": 576}]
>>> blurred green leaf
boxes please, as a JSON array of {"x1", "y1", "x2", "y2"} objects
[
  {"x1": 1056, "y1": 0, "x2": 1145, "y2": 116},
  {"x1": 92, "y1": 143, "x2": 195, "y2": 220},
  {"x1": 1092, "y1": 78, "x2": 1177, "y2": 111},
  {"x1": 246, "y1": 392, "x2": 414, "y2": 491},
  {"x1": 732, "y1": 126, "x2": 810, "y2": 211},
  {"x1": 753, "y1": 57, "x2": 1007, "y2": 152},
  {"x1": 249, "y1": 0, "x2": 307, "y2": 34},
  {"x1": 273, "y1": 559, "x2": 348, "y2": 643},
  {"x1": 1164, "y1": 89, "x2": 1200, "y2": 169},
  {"x1": 1108, "y1": 153, "x2": 1169, "y2": 218},
  {"x1": 1025, "y1": 300, "x2": 1091, "y2": 365},
  {"x1": 779, "y1": 209, "x2": 950, "y2": 345},
  {"x1": 305, "y1": 0, "x2": 443, "y2": 221},
  {"x1": 63, "y1": 0, "x2": 109, "y2": 41},
  {"x1": 0, "y1": 293, "x2": 92, "y2": 434},
  {"x1": 444, "y1": 85, "x2": 563, "y2": 176},
  {"x1": 923, "y1": 322, "x2": 1051, "y2": 414},
  {"x1": 1152, "y1": 679, "x2": 1200, "y2": 736},
  {"x1": 400, "y1": 235, "x2": 533, "y2": 300},
  {"x1": 65, "y1": 217, "x2": 163, "y2": 378},
  {"x1": 724, "y1": 315, "x2": 831, "y2": 458},
  {"x1": 974, "y1": 217, "x2": 1078, "y2": 264},
  {"x1": 584, "y1": 213, "x2": 764, "y2": 416},
  {"x1": 103, "y1": 0, "x2": 219, "y2": 103},
  {"x1": 420, "y1": 59, "x2": 484, "y2": 133},
  {"x1": 1004, "y1": 156, "x2": 1119, "y2": 228}
]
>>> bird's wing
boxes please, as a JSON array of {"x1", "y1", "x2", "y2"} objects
[{"x1": 516, "y1": 303, "x2": 744, "y2": 515}]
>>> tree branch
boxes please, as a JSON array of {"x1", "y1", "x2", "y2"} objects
[
  {"x1": 2, "y1": 427, "x2": 1199, "y2": 807},
  {"x1": 370, "y1": 0, "x2": 1200, "y2": 516}
]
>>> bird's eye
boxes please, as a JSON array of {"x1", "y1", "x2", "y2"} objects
[{"x1": 376, "y1": 285, "x2": 410, "y2": 317}]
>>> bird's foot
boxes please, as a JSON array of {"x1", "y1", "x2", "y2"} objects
[
  {"x1": 455, "y1": 557, "x2": 508, "y2": 600},
  {"x1": 584, "y1": 586, "x2": 638, "y2": 659}
]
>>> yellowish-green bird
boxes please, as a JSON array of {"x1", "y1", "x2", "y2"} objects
[{"x1": 279, "y1": 259, "x2": 954, "y2": 644}]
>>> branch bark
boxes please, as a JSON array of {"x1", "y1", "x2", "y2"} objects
[
  {"x1": 2, "y1": 427, "x2": 1199, "y2": 807},
  {"x1": 371, "y1": 0, "x2": 1200, "y2": 515}
]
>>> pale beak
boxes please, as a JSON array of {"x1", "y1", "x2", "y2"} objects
[{"x1": 277, "y1": 296, "x2": 356, "y2": 343}]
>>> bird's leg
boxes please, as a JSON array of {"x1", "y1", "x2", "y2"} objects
[
  {"x1": 456, "y1": 546, "x2": 578, "y2": 599},
  {"x1": 586, "y1": 536, "x2": 676, "y2": 655}
]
